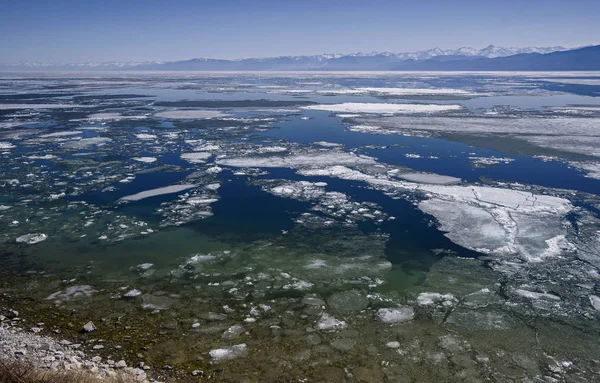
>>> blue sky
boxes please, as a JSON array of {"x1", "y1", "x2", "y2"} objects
[{"x1": 1, "y1": 0, "x2": 598, "y2": 62}]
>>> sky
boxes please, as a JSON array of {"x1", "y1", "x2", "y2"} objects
[{"x1": 1, "y1": 0, "x2": 599, "y2": 63}]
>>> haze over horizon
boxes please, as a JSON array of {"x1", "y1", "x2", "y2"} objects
[{"x1": 1, "y1": 0, "x2": 599, "y2": 63}]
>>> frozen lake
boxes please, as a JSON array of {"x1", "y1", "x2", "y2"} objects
[{"x1": 1, "y1": 71, "x2": 600, "y2": 381}]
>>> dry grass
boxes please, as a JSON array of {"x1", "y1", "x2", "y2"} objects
[{"x1": 0, "y1": 358, "x2": 139, "y2": 383}]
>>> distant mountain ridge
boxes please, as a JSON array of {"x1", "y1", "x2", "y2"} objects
[
  {"x1": 0, "y1": 45, "x2": 571, "y2": 71},
  {"x1": 2, "y1": 45, "x2": 600, "y2": 71}
]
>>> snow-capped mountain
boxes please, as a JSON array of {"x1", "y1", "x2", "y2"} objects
[{"x1": 0, "y1": 45, "x2": 577, "y2": 71}]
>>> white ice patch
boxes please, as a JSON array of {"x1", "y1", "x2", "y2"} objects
[
  {"x1": 398, "y1": 173, "x2": 461, "y2": 185},
  {"x1": 84, "y1": 113, "x2": 147, "y2": 121},
  {"x1": 133, "y1": 157, "x2": 157, "y2": 163},
  {"x1": 418, "y1": 186, "x2": 573, "y2": 261},
  {"x1": 312, "y1": 87, "x2": 476, "y2": 96},
  {"x1": 155, "y1": 110, "x2": 228, "y2": 119},
  {"x1": 27, "y1": 154, "x2": 57, "y2": 160},
  {"x1": 120, "y1": 184, "x2": 197, "y2": 202},
  {"x1": 39, "y1": 131, "x2": 82, "y2": 138},
  {"x1": 209, "y1": 344, "x2": 248, "y2": 363},
  {"x1": 282, "y1": 280, "x2": 314, "y2": 290},
  {"x1": 0, "y1": 104, "x2": 86, "y2": 110},
  {"x1": 589, "y1": 295, "x2": 600, "y2": 311},
  {"x1": 316, "y1": 313, "x2": 347, "y2": 331},
  {"x1": 257, "y1": 146, "x2": 288, "y2": 153},
  {"x1": 181, "y1": 152, "x2": 212, "y2": 163},
  {"x1": 62, "y1": 137, "x2": 112, "y2": 148},
  {"x1": 514, "y1": 289, "x2": 560, "y2": 301},
  {"x1": 217, "y1": 151, "x2": 376, "y2": 169},
  {"x1": 46, "y1": 285, "x2": 95, "y2": 301},
  {"x1": 123, "y1": 289, "x2": 142, "y2": 298},
  {"x1": 570, "y1": 162, "x2": 600, "y2": 180},
  {"x1": 358, "y1": 116, "x2": 600, "y2": 157},
  {"x1": 353, "y1": 87, "x2": 476, "y2": 96},
  {"x1": 377, "y1": 307, "x2": 415, "y2": 324},
  {"x1": 187, "y1": 254, "x2": 217, "y2": 264},
  {"x1": 314, "y1": 141, "x2": 343, "y2": 147},
  {"x1": 16, "y1": 233, "x2": 48, "y2": 245},
  {"x1": 417, "y1": 292, "x2": 457, "y2": 306},
  {"x1": 347, "y1": 125, "x2": 390, "y2": 134},
  {"x1": 302, "y1": 103, "x2": 462, "y2": 114},
  {"x1": 470, "y1": 156, "x2": 514, "y2": 167},
  {"x1": 135, "y1": 133, "x2": 157, "y2": 140},
  {"x1": 0, "y1": 142, "x2": 16, "y2": 150}
]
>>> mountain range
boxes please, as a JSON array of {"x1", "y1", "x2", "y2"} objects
[{"x1": 1, "y1": 45, "x2": 599, "y2": 71}]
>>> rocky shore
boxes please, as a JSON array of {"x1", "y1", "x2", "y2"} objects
[{"x1": 0, "y1": 307, "x2": 151, "y2": 382}]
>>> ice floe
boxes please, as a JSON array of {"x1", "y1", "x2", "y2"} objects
[
  {"x1": 355, "y1": 116, "x2": 600, "y2": 157},
  {"x1": 84, "y1": 113, "x2": 148, "y2": 121},
  {"x1": 377, "y1": 307, "x2": 415, "y2": 324},
  {"x1": 417, "y1": 292, "x2": 457, "y2": 306},
  {"x1": 209, "y1": 344, "x2": 248, "y2": 363},
  {"x1": 469, "y1": 156, "x2": 515, "y2": 168},
  {"x1": 0, "y1": 142, "x2": 16, "y2": 150},
  {"x1": 418, "y1": 186, "x2": 573, "y2": 261},
  {"x1": 155, "y1": 110, "x2": 228, "y2": 119},
  {"x1": 217, "y1": 150, "x2": 376, "y2": 169},
  {"x1": 302, "y1": 103, "x2": 462, "y2": 114},
  {"x1": 132, "y1": 157, "x2": 157, "y2": 163},
  {"x1": 16, "y1": 233, "x2": 48, "y2": 245},
  {"x1": 135, "y1": 133, "x2": 157, "y2": 140},
  {"x1": 46, "y1": 285, "x2": 95, "y2": 301},
  {"x1": 62, "y1": 137, "x2": 112, "y2": 149},
  {"x1": 181, "y1": 152, "x2": 212, "y2": 163},
  {"x1": 570, "y1": 162, "x2": 600, "y2": 180},
  {"x1": 316, "y1": 313, "x2": 347, "y2": 331},
  {"x1": 120, "y1": 184, "x2": 197, "y2": 202},
  {"x1": 0, "y1": 104, "x2": 85, "y2": 110}
]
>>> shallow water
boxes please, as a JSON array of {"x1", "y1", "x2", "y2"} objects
[{"x1": 1, "y1": 72, "x2": 600, "y2": 381}]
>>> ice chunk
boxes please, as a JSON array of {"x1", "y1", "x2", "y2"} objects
[
  {"x1": 133, "y1": 157, "x2": 157, "y2": 163},
  {"x1": 0, "y1": 142, "x2": 17, "y2": 150},
  {"x1": 377, "y1": 307, "x2": 415, "y2": 324},
  {"x1": 316, "y1": 313, "x2": 346, "y2": 331},
  {"x1": 155, "y1": 110, "x2": 228, "y2": 119},
  {"x1": 417, "y1": 292, "x2": 457, "y2": 306},
  {"x1": 514, "y1": 289, "x2": 560, "y2": 301},
  {"x1": 120, "y1": 184, "x2": 197, "y2": 202},
  {"x1": 123, "y1": 289, "x2": 142, "y2": 298},
  {"x1": 135, "y1": 133, "x2": 157, "y2": 140},
  {"x1": 0, "y1": 104, "x2": 86, "y2": 110},
  {"x1": 181, "y1": 152, "x2": 212, "y2": 163},
  {"x1": 222, "y1": 325, "x2": 245, "y2": 340},
  {"x1": 209, "y1": 344, "x2": 248, "y2": 363},
  {"x1": 39, "y1": 131, "x2": 82, "y2": 138},
  {"x1": 16, "y1": 233, "x2": 47, "y2": 245},
  {"x1": 589, "y1": 295, "x2": 600, "y2": 311},
  {"x1": 136, "y1": 263, "x2": 154, "y2": 271},
  {"x1": 314, "y1": 141, "x2": 342, "y2": 147},
  {"x1": 46, "y1": 285, "x2": 95, "y2": 301},
  {"x1": 62, "y1": 137, "x2": 112, "y2": 148}
]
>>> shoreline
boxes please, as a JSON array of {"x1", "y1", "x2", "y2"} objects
[{"x1": 0, "y1": 307, "x2": 154, "y2": 382}]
